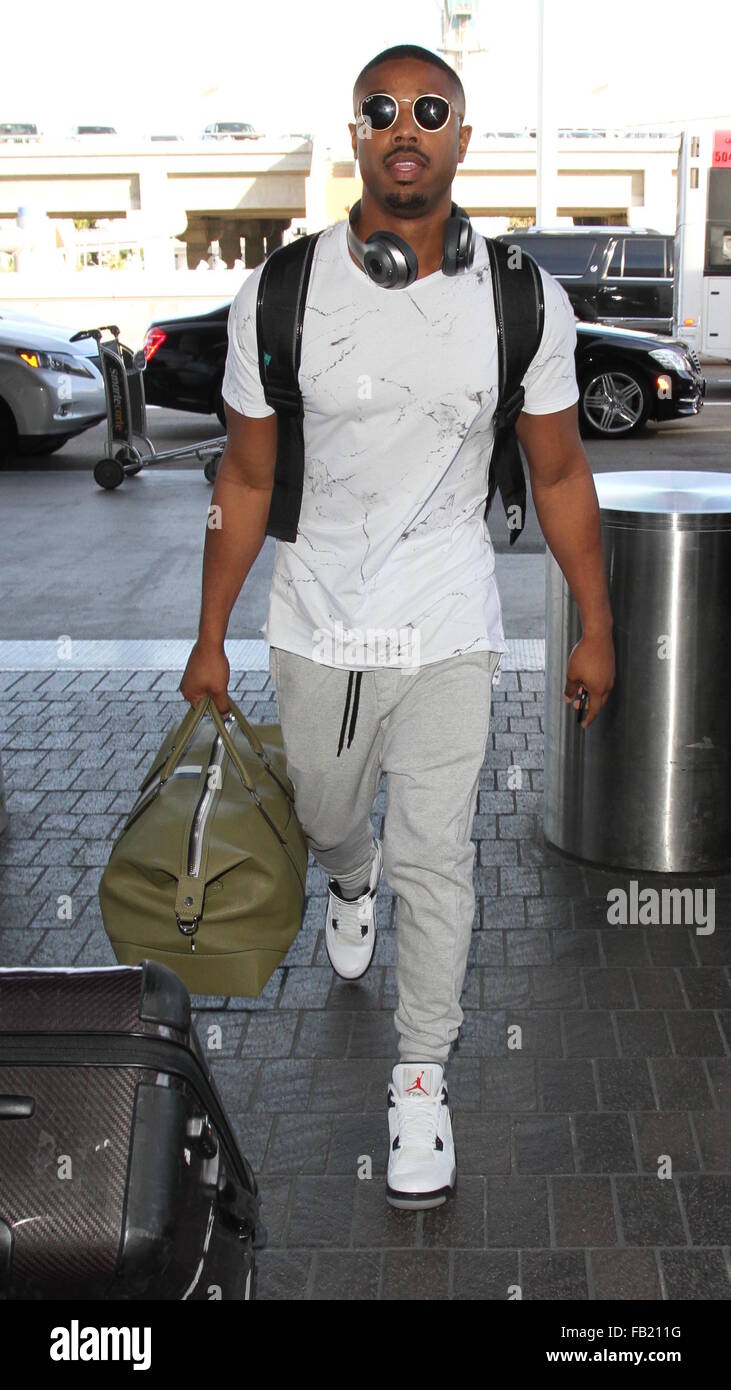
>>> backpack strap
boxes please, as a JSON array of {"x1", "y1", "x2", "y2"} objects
[
  {"x1": 483, "y1": 237, "x2": 545, "y2": 546},
  {"x1": 255, "y1": 232, "x2": 323, "y2": 540},
  {"x1": 254, "y1": 228, "x2": 544, "y2": 546}
]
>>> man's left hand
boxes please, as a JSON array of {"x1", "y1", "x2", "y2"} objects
[{"x1": 563, "y1": 631, "x2": 616, "y2": 730}]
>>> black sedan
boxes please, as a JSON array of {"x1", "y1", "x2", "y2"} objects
[
  {"x1": 142, "y1": 307, "x2": 705, "y2": 441},
  {"x1": 142, "y1": 305, "x2": 230, "y2": 428},
  {"x1": 573, "y1": 322, "x2": 704, "y2": 437}
]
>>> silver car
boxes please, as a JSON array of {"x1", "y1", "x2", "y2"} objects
[{"x1": 0, "y1": 313, "x2": 106, "y2": 464}]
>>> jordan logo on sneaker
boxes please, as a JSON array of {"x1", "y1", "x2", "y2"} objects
[{"x1": 405, "y1": 1070, "x2": 430, "y2": 1096}]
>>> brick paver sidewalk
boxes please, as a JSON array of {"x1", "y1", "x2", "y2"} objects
[{"x1": 0, "y1": 666, "x2": 729, "y2": 1300}]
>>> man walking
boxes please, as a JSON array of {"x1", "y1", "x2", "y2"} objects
[{"x1": 180, "y1": 44, "x2": 615, "y2": 1209}]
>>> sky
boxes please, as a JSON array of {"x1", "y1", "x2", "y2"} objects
[{"x1": 5, "y1": 0, "x2": 731, "y2": 147}]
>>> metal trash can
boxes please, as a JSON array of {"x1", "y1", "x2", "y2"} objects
[{"x1": 544, "y1": 470, "x2": 731, "y2": 873}]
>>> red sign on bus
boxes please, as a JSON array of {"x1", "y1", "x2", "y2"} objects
[{"x1": 713, "y1": 130, "x2": 731, "y2": 165}]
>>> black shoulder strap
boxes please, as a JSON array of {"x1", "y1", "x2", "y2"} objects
[
  {"x1": 254, "y1": 228, "x2": 544, "y2": 546},
  {"x1": 256, "y1": 232, "x2": 322, "y2": 413},
  {"x1": 255, "y1": 232, "x2": 322, "y2": 541},
  {"x1": 483, "y1": 237, "x2": 545, "y2": 546}
]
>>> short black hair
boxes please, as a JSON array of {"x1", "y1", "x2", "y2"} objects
[{"x1": 352, "y1": 44, "x2": 465, "y2": 117}]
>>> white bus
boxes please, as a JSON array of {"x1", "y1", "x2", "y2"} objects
[{"x1": 673, "y1": 126, "x2": 731, "y2": 359}]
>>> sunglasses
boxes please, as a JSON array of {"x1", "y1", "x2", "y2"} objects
[{"x1": 356, "y1": 92, "x2": 460, "y2": 135}]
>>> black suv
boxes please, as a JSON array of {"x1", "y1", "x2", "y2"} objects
[{"x1": 495, "y1": 228, "x2": 674, "y2": 333}]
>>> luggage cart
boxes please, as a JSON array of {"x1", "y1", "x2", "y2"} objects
[{"x1": 70, "y1": 324, "x2": 225, "y2": 490}]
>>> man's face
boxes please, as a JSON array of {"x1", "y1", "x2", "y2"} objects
[{"x1": 348, "y1": 58, "x2": 472, "y2": 218}]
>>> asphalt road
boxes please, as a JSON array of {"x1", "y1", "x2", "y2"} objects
[
  {"x1": 12, "y1": 363, "x2": 731, "y2": 549},
  {"x1": 2, "y1": 366, "x2": 729, "y2": 641}
]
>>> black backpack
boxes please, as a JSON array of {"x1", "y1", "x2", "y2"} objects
[{"x1": 254, "y1": 229, "x2": 544, "y2": 547}]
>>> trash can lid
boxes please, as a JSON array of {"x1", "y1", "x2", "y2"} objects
[{"x1": 595, "y1": 470, "x2": 731, "y2": 530}]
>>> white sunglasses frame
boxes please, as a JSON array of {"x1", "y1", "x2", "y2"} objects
[{"x1": 355, "y1": 93, "x2": 461, "y2": 137}]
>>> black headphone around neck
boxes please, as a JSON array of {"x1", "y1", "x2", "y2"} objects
[{"x1": 347, "y1": 198, "x2": 475, "y2": 288}]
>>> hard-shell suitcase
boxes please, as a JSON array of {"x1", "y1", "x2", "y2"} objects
[{"x1": 0, "y1": 961, "x2": 265, "y2": 1300}]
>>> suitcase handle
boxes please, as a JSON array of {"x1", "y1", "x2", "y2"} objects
[
  {"x1": 161, "y1": 696, "x2": 295, "y2": 804},
  {"x1": 0, "y1": 1094, "x2": 35, "y2": 1119}
]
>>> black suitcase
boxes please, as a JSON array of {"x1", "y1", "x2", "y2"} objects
[{"x1": 0, "y1": 961, "x2": 265, "y2": 1300}]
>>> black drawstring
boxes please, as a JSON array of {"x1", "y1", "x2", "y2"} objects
[{"x1": 336, "y1": 670, "x2": 363, "y2": 756}]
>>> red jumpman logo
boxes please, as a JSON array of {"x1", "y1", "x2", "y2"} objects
[{"x1": 405, "y1": 1070, "x2": 430, "y2": 1096}]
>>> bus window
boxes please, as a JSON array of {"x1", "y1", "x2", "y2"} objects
[
  {"x1": 705, "y1": 168, "x2": 731, "y2": 273},
  {"x1": 706, "y1": 225, "x2": 731, "y2": 272}
]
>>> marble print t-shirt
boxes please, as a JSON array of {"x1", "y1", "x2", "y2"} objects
[{"x1": 221, "y1": 217, "x2": 579, "y2": 669}]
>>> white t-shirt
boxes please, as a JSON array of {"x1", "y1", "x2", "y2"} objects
[{"x1": 221, "y1": 218, "x2": 579, "y2": 669}]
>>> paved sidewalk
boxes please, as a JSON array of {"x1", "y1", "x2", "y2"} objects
[{"x1": 0, "y1": 665, "x2": 730, "y2": 1301}]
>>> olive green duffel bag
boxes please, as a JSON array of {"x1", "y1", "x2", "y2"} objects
[{"x1": 99, "y1": 694, "x2": 308, "y2": 998}]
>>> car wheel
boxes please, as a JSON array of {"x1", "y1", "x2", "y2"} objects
[
  {"x1": 0, "y1": 400, "x2": 18, "y2": 466},
  {"x1": 578, "y1": 367, "x2": 650, "y2": 438},
  {"x1": 204, "y1": 455, "x2": 219, "y2": 484}
]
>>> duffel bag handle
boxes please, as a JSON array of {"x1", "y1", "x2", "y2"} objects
[
  {"x1": 205, "y1": 702, "x2": 292, "y2": 846},
  {"x1": 160, "y1": 698, "x2": 211, "y2": 783},
  {"x1": 207, "y1": 700, "x2": 276, "y2": 806},
  {"x1": 223, "y1": 693, "x2": 266, "y2": 759},
  {"x1": 160, "y1": 697, "x2": 257, "y2": 798},
  {"x1": 161, "y1": 696, "x2": 295, "y2": 805},
  {"x1": 222, "y1": 693, "x2": 296, "y2": 802},
  {"x1": 160, "y1": 694, "x2": 265, "y2": 778}
]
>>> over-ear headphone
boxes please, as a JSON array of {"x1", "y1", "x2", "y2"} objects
[{"x1": 347, "y1": 197, "x2": 475, "y2": 288}]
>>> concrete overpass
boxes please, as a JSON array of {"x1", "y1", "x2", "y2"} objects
[
  {"x1": 0, "y1": 133, "x2": 679, "y2": 270},
  {"x1": 328, "y1": 136, "x2": 679, "y2": 232},
  {"x1": 0, "y1": 134, "x2": 681, "y2": 343},
  {"x1": 0, "y1": 137, "x2": 313, "y2": 269}
]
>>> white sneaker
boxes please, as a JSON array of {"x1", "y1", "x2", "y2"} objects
[
  {"x1": 325, "y1": 836, "x2": 383, "y2": 981},
  {"x1": 386, "y1": 1063, "x2": 456, "y2": 1210}
]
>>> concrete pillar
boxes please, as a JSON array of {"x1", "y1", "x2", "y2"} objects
[
  {"x1": 183, "y1": 214, "x2": 221, "y2": 269},
  {"x1": 263, "y1": 219, "x2": 288, "y2": 254},
  {"x1": 265, "y1": 222, "x2": 284, "y2": 252},
  {"x1": 636, "y1": 157, "x2": 676, "y2": 233},
  {"x1": 137, "y1": 159, "x2": 180, "y2": 273},
  {"x1": 243, "y1": 221, "x2": 265, "y2": 267},
  {"x1": 219, "y1": 222, "x2": 244, "y2": 268}
]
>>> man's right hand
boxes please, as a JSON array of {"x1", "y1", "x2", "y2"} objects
[{"x1": 179, "y1": 639, "x2": 231, "y2": 714}]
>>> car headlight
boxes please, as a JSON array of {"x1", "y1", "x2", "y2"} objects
[
  {"x1": 648, "y1": 347, "x2": 688, "y2": 372},
  {"x1": 16, "y1": 348, "x2": 95, "y2": 377}
]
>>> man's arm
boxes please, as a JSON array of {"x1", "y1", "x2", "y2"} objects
[
  {"x1": 199, "y1": 402, "x2": 277, "y2": 643},
  {"x1": 515, "y1": 402, "x2": 615, "y2": 728},
  {"x1": 179, "y1": 401, "x2": 277, "y2": 711}
]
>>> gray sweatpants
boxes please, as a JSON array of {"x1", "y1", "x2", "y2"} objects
[{"x1": 268, "y1": 645, "x2": 502, "y2": 1066}]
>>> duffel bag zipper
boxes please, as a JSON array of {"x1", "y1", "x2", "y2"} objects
[
  {"x1": 125, "y1": 717, "x2": 296, "y2": 840},
  {"x1": 187, "y1": 729, "x2": 229, "y2": 879},
  {"x1": 179, "y1": 720, "x2": 301, "y2": 951},
  {"x1": 0, "y1": 1030, "x2": 265, "y2": 1245},
  {"x1": 124, "y1": 764, "x2": 201, "y2": 834},
  {"x1": 187, "y1": 719, "x2": 290, "y2": 883},
  {"x1": 178, "y1": 729, "x2": 229, "y2": 951}
]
